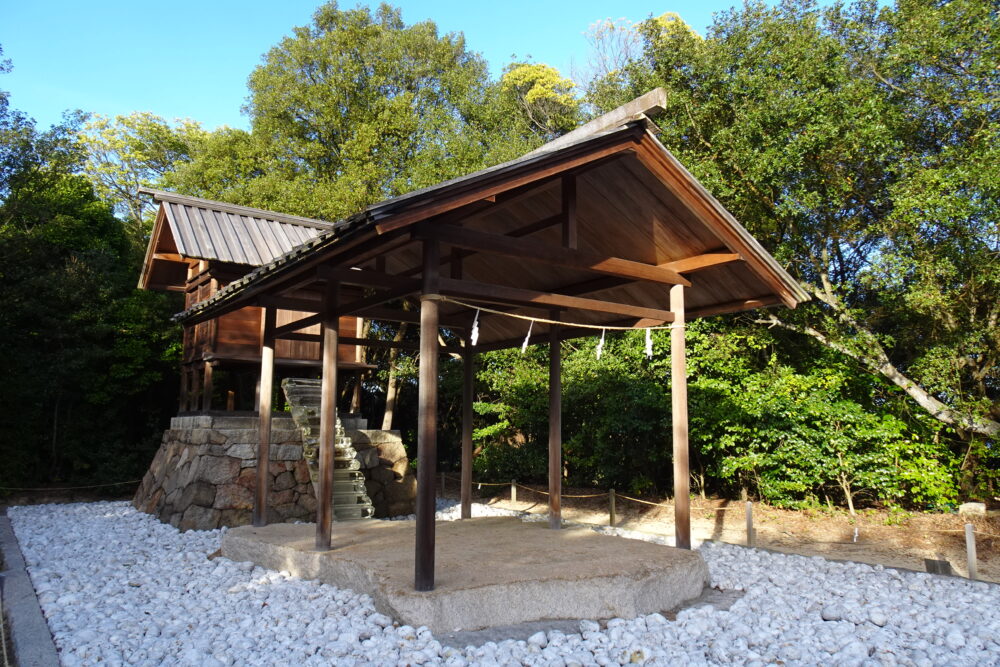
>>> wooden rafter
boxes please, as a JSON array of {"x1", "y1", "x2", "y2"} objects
[{"x1": 416, "y1": 224, "x2": 691, "y2": 287}]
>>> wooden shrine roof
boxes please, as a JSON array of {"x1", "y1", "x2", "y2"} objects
[
  {"x1": 169, "y1": 114, "x2": 809, "y2": 350},
  {"x1": 138, "y1": 189, "x2": 336, "y2": 290}
]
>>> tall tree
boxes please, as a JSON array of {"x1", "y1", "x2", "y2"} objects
[{"x1": 586, "y1": 0, "x2": 999, "y2": 444}]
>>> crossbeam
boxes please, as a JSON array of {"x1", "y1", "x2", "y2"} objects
[
  {"x1": 417, "y1": 225, "x2": 691, "y2": 287},
  {"x1": 437, "y1": 277, "x2": 676, "y2": 322}
]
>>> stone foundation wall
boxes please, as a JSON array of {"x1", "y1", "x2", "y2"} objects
[{"x1": 133, "y1": 414, "x2": 416, "y2": 530}]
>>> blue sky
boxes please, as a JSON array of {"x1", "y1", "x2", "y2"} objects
[{"x1": 4, "y1": 1, "x2": 764, "y2": 131}]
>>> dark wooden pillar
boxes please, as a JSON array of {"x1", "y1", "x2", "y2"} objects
[
  {"x1": 460, "y1": 342, "x2": 474, "y2": 519},
  {"x1": 548, "y1": 314, "x2": 562, "y2": 529},
  {"x1": 415, "y1": 241, "x2": 440, "y2": 591},
  {"x1": 190, "y1": 364, "x2": 202, "y2": 413},
  {"x1": 201, "y1": 361, "x2": 215, "y2": 412},
  {"x1": 670, "y1": 284, "x2": 691, "y2": 549},
  {"x1": 179, "y1": 365, "x2": 189, "y2": 413},
  {"x1": 316, "y1": 281, "x2": 339, "y2": 551},
  {"x1": 253, "y1": 308, "x2": 276, "y2": 527}
]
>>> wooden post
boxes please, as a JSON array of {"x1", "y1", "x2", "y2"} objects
[
  {"x1": 350, "y1": 370, "x2": 362, "y2": 414},
  {"x1": 671, "y1": 284, "x2": 691, "y2": 549},
  {"x1": 746, "y1": 501, "x2": 754, "y2": 547},
  {"x1": 316, "y1": 282, "x2": 339, "y2": 551},
  {"x1": 252, "y1": 308, "x2": 276, "y2": 527},
  {"x1": 548, "y1": 314, "x2": 562, "y2": 529},
  {"x1": 966, "y1": 523, "x2": 978, "y2": 580},
  {"x1": 460, "y1": 344, "x2": 474, "y2": 519},
  {"x1": 415, "y1": 240, "x2": 440, "y2": 591},
  {"x1": 201, "y1": 361, "x2": 214, "y2": 412},
  {"x1": 226, "y1": 390, "x2": 235, "y2": 412},
  {"x1": 179, "y1": 365, "x2": 189, "y2": 413},
  {"x1": 609, "y1": 489, "x2": 617, "y2": 527},
  {"x1": 191, "y1": 363, "x2": 202, "y2": 414},
  {"x1": 511, "y1": 480, "x2": 517, "y2": 503}
]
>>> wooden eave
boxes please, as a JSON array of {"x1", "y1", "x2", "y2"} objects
[{"x1": 173, "y1": 120, "x2": 808, "y2": 349}]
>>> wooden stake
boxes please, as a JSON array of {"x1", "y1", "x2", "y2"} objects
[
  {"x1": 548, "y1": 314, "x2": 562, "y2": 529},
  {"x1": 226, "y1": 390, "x2": 235, "y2": 412},
  {"x1": 415, "y1": 241, "x2": 440, "y2": 592},
  {"x1": 316, "y1": 282, "x2": 339, "y2": 551},
  {"x1": 511, "y1": 480, "x2": 517, "y2": 503},
  {"x1": 252, "y1": 308, "x2": 275, "y2": 527},
  {"x1": 671, "y1": 285, "x2": 691, "y2": 549},
  {"x1": 966, "y1": 523, "x2": 978, "y2": 580},
  {"x1": 461, "y1": 345, "x2": 473, "y2": 519},
  {"x1": 609, "y1": 489, "x2": 617, "y2": 527},
  {"x1": 746, "y1": 501, "x2": 754, "y2": 547}
]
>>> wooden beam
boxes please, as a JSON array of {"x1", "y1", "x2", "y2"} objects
[
  {"x1": 339, "y1": 284, "x2": 421, "y2": 317},
  {"x1": 201, "y1": 361, "x2": 214, "y2": 412},
  {"x1": 274, "y1": 314, "x2": 321, "y2": 338},
  {"x1": 316, "y1": 282, "x2": 339, "y2": 551},
  {"x1": 438, "y1": 276, "x2": 676, "y2": 322},
  {"x1": 415, "y1": 241, "x2": 440, "y2": 592},
  {"x1": 471, "y1": 251, "x2": 742, "y2": 328},
  {"x1": 687, "y1": 295, "x2": 780, "y2": 319},
  {"x1": 548, "y1": 311, "x2": 562, "y2": 529},
  {"x1": 561, "y1": 175, "x2": 577, "y2": 249},
  {"x1": 317, "y1": 265, "x2": 420, "y2": 290},
  {"x1": 671, "y1": 285, "x2": 690, "y2": 550},
  {"x1": 633, "y1": 140, "x2": 801, "y2": 308},
  {"x1": 666, "y1": 252, "x2": 741, "y2": 274},
  {"x1": 460, "y1": 344, "x2": 473, "y2": 520},
  {"x1": 259, "y1": 296, "x2": 322, "y2": 313},
  {"x1": 358, "y1": 305, "x2": 469, "y2": 329},
  {"x1": 417, "y1": 224, "x2": 690, "y2": 287},
  {"x1": 152, "y1": 252, "x2": 187, "y2": 263},
  {"x1": 375, "y1": 138, "x2": 640, "y2": 234},
  {"x1": 253, "y1": 308, "x2": 276, "y2": 527},
  {"x1": 398, "y1": 213, "x2": 564, "y2": 278}
]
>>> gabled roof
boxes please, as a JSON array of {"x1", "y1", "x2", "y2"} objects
[
  {"x1": 170, "y1": 119, "x2": 808, "y2": 336},
  {"x1": 137, "y1": 190, "x2": 338, "y2": 290}
]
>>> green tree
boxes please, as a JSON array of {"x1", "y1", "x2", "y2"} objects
[
  {"x1": 586, "y1": 0, "x2": 999, "y2": 451},
  {"x1": 0, "y1": 60, "x2": 180, "y2": 488}
]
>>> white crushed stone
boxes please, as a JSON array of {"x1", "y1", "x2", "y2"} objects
[{"x1": 8, "y1": 501, "x2": 1000, "y2": 666}]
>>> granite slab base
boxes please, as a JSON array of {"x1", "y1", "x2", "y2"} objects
[{"x1": 222, "y1": 516, "x2": 708, "y2": 633}]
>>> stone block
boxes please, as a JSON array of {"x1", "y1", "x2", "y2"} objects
[
  {"x1": 237, "y1": 469, "x2": 257, "y2": 490},
  {"x1": 383, "y1": 475, "x2": 417, "y2": 505},
  {"x1": 390, "y1": 459, "x2": 410, "y2": 480},
  {"x1": 198, "y1": 456, "x2": 240, "y2": 485},
  {"x1": 214, "y1": 483, "x2": 254, "y2": 510},
  {"x1": 371, "y1": 466, "x2": 395, "y2": 484},
  {"x1": 220, "y1": 509, "x2": 252, "y2": 527},
  {"x1": 356, "y1": 447, "x2": 379, "y2": 469},
  {"x1": 179, "y1": 505, "x2": 221, "y2": 531},
  {"x1": 270, "y1": 489, "x2": 296, "y2": 506},
  {"x1": 293, "y1": 460, "x2": 311, "y2": 484},
  {"x1": 227, "y1": 444, "x2": 256, "y2": 460},
  {"x1": 959, "y1": 502, "x2": 987, "y2": 516},
  {"x1": 297, "y1": 493, "x2": 317, "y2": 513},
  {"x1": 271, "y1": 444, "x2": 303, "y2": 461},
  {"x1": 273, "y1": 471, "x2": 296, "y2": 492},
  {"x1": 178, "y1": 481, "x2": 216, "y2": 512}
]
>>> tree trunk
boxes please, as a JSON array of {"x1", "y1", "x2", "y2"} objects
[{"x1": 380, "y1": 323, "x2": 408, "y2": 431}]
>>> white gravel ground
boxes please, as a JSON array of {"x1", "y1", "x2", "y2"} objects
[{"x1": 8, "y1": 501, "x2": 1000, "y2": 666}]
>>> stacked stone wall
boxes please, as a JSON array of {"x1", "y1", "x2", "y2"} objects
[{"x1": 133, "y1": 414, "x2": 416, "y2": 530}]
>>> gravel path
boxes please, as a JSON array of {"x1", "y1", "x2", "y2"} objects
[{"x1": 7, "y1": 501, "x2": 1000, "y2": 666}]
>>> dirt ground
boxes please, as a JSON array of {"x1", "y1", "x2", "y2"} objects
[{"x1": 454, "y1": 482, "x2": 1000, "y2": 584}]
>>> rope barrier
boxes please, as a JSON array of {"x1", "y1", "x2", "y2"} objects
[
  {"x1": 440, "y1": 296, "x2": 684, "y2": 332},
  {"x1": 0, "y1": 479, "x2": 142, "y2": 492}
]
